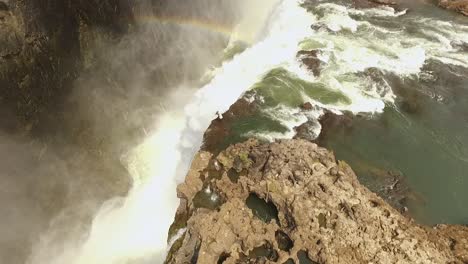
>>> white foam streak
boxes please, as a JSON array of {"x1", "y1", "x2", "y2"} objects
[
  {"x1": 29, "y1": 2, "x2": 468, "y2": 263},
  {"x1": 179, "y1": 0, "x2": 314, "y2": 160},
  {"x1": 32, "y1": 1, "x2": 314, "y2": 264},
  {"x1": 251, "y1": 2, "x2": 467, "y2": 142}
]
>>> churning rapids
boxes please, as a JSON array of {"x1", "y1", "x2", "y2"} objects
[{"x1": 29, "y1": 0, "x2": 468, "y2": 263}]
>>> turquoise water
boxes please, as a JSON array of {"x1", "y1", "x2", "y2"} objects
[
  {"x1": 252, "y1": 68, "x2": 351, "y2": 107},
  {"x1": 320, "y1": 61, "x2": 468, "y2": 224},
  {"x1": 216, "y1": 1, "x2": 468, "y2": 224}
]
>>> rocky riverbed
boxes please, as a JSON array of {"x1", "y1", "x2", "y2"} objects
[{"x1": 167, "y1": 139, "x2": 468, "y2": 264}]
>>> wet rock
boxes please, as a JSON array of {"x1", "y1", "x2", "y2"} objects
[
  {"x1": 276, "y1": 230, "x2": 294, "y2": 252},
  {"x1": 168, "y1": 139, "x2": 468, "y2": 263},
  {"x1": 351, "y1": 0, "x2": 397, "y2": 8},
  {"x1": 438, "y1": 0, "x2": 468, "y2": 16},
  {"x1": 202, "y1": 97, "x2": 258, "y2": 153},
  {"x1": 293, "y1": 121, "x2": 320, "y2": 142},
  {"x1": 0, "y1": 1, "x2": 8, "y2": 11},
  {"x1": 301, "y1": 102, "x2": 313, "y2": 111},
  {"x1": 297, "y1": 250, "x2": 318, "y2": 264},
  {"x1": 313, "y1": 111, "x2": 355, "y2": 146},
  {"x1": 371, "y1": 0, "x2": 397, "y2": 5},
  {"x1": 0, "y1": 0, "x2": 133, "y2": 127},
  {"x1": 246, "y1": 193, "x2": 279, "y2": 224},
  {"x1": 297, "y1": 50, "x2": 322, "y2": 77}
]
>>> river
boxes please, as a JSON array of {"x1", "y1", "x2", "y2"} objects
[{"x1": 28, "y1": 0, "x2": 468, "y2": 263}]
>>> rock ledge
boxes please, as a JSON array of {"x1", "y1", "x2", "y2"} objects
[{"x1": 167, "y1": 139, "x2": 468, "y2": 264}]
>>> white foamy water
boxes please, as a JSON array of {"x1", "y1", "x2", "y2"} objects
[
  {"x1": 28, "y1": 2, "x2": 468, "y2": 263},
  {"x1": 176, "y1": 0, "x2": 315, "y2": 179},
  {"x1": 27, "y1": 1, "x2": 315, "y2": 264},
  {"x1": 246, "y1": 2, "x2": 468, "y2": 142}
]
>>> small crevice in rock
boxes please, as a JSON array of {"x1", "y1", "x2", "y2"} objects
[
  {"x1": 318, "y1": 183, "x2": 326, "y2": 193},
  {"x1": 217, "y1": 252, "x2": 230, "y2": 264},
  {"x1": 339, "y1": 202, "x2": 356, "y2": 221},
  {"x1": 318, "y1": 213, "x2": 327, "y2": 228},
  {"x1": 276, "y1": 230, "x2": 294, "y2": 252},
  {"x1": 248, "y1": 243, "x2": 279, "y2": 262},
  {"x1": 192, "y1": 185, "x2": 224, "y2": 210},
  {"x1": 246, "y1": 193, "x2": 279, "y2": 224},
  {"x1": 449, "y1": 238, "x2": 456, "y2": 251},
  {"x1": 383, "y1": 209, "x2": 391, "y2": 218},
  {"x1": 190, "y1": 241, "x2": 201, "y2": 264},
  {"x1": 227, "y1": 168, "x2": 247, "y2": 183},
  {"x1": 227, "y1": 168, "x2": 240, "y2": 183},
  {"x1": 0, "y1": 1, "x2": 8, "y2": 11},
  {"x1": 297, "y1": 250, "x2": 319, "y2": 264}
]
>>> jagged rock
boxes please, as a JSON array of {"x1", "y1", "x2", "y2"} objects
[
  {"x1": 351, "y1": 0, "x2": 397, "y2": 8},
  {"x1": 439, "y1": 0, "x2": 468, "y2": 16},
  {"x1": 370, "y1": 0, "x2": 397, "y2": 5},
  {"x1": 168, "y1": 139, "x2": 467, "y2": 263},
  {"x1": 297, "y1": 50, "x2": 322, "y2": 77},
  {"x1": 0, "y1": 1, "x2": 8, "y2": 11},
  {"x1": 202, "y1": 97, "x2": 258, "y2": 153},
  {"x1": 301, "y1": 102, "x2": 313, "y2": 111},
  {"x1": 293, "y1": 121, "x2": 319, "y2": 142}
]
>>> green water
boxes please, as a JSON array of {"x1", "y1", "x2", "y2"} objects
[
  {"x1": 253, "y1": 68, "x2": 351, "y2": 107},
  {"x1": 320, "y1": 61, "x2": 468, "y2": 224},
  {"x1": 217, "y1": 1, "x2": 468, "y2": 225},
  {"x1": 208, "y1": 67, "x2": 351, "y2": 151},
  {"x1": 246, "y1": 193, "x2": 280, "y2": 224},
  {"x1": 234, "y1": 61, "x2": 468, "y2": 224}
]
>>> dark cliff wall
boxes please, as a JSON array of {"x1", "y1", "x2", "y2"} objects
[
  {"x1": 0, "y1": 1, "x2": 135, "y2": 263},
  {"x1": 0, "y1": 1, "x2": 239, "y2": 263},
  {"x1": 0, "y1": 0, "x2": 133, "y2": 130}
]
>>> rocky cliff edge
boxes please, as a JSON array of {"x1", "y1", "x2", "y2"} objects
[{"x1": 167, "y1": 139, "x2": 468, "y2": 264}]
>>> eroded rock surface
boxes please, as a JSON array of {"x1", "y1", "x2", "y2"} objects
[
  {"x1": 168, "y1": 139, "x2": 468, "y2": 264},
  {"x1": 439, "y1": 0, "x2": 468, "y2": 16}
]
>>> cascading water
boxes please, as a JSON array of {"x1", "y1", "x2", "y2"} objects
[
  {"x1": 26, "y1": 0, "x2": 468, "y2": 263},
  {"x1": 72, "y1": 2, "x2": 314, "y2": 263},
  {"x1": 201, "y1": 0, "x2": 468, "y2": 224},
  {"x1": 27, "y1": 0, "x2": 313, "y2": 263}
]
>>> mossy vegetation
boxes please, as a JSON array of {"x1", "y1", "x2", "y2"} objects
[{"x1": 164, "y1": 234, "x2": 185, "y2": 264}]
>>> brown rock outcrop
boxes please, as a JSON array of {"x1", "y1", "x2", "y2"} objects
[
  {"x1": 439, "y1": 0, "x2": 468, "y2": 16},
  {"x1": 297, "y1": 50, "x2": 322, "y2": 77},
  {"x1": 350, "y1": 0, "x2": 397, "y2": 9},
  {"x1": 168, "y1": 139, "x2": 468, "y2": 264},
  {"x1": 0, "y1": 0, "x2": 133, "y2": 128}
]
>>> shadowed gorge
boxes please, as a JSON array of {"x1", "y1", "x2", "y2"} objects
[{"x1": 0, "y1": 0, "x2": 248, "y2": 262}]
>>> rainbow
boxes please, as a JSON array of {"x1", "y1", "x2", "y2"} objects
[{"x1": 136, "y1": 15, "x2": 236, "y2": 39}]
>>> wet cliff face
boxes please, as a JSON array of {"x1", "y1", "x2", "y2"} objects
[
  {"x1": 0, "y1": 1, "x2": 240, "y2": 262},
  {"x1": 0, "y1": 2, "x2": 135, "y2": 262},
  {"x1": 0, "y1": 0, "x2": 132, "y2": 130}
]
